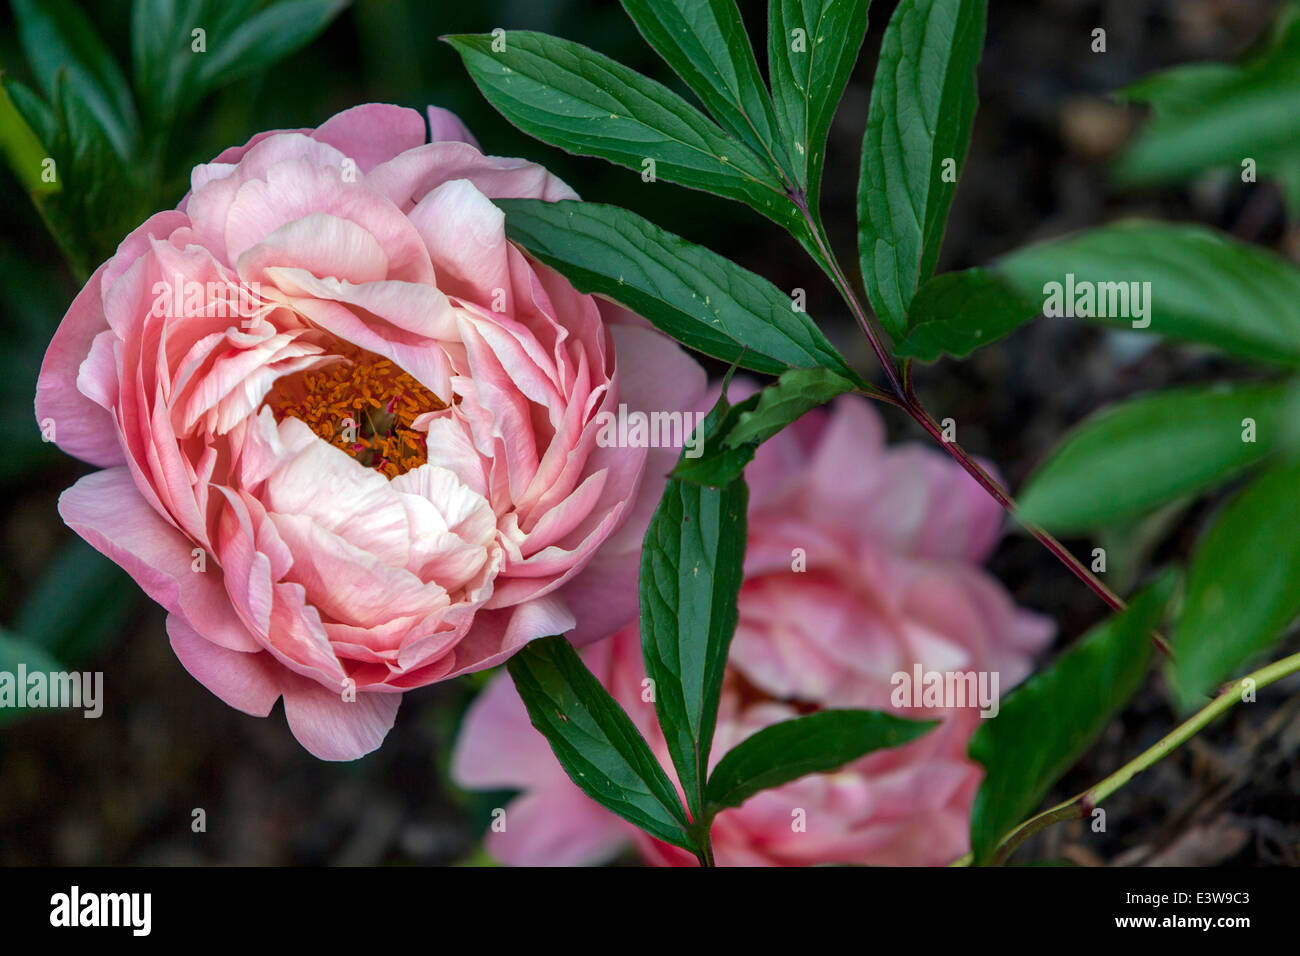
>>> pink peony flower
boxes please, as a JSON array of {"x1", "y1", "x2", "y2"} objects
[
  {"x1": 453, "y1": 394, "x2": 1053, "y2": 865},
  {"x1": 35, "y1": 103, "x2": 705, "y2": 760}
]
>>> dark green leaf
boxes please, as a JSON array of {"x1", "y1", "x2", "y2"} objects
[
  {"x1": 706, "y1": 709, "x2": 935, "y2": 812},
  {"x1": 0, "y1": 630, "x2": 67, "y2": 727},
  {"x1": 1169, "y1": 459, "x2": 1300, "y2": 710},
  {"x1": 0, "y1": 250, "x2": 65, "y2": 481},
  {"x1": 967, "y1": 573, "x2": 1175, "y2": 864},
  {"x1": 14, "y1": 539, "x2": 138, "y2": 665},
  {"x1": 130, "y1": 0, "x2": 265, "y2": 125},
  {"x1": 894, "y1": 267, "x2": 1040, "y2": 361},
  {"x1": 12, "y1": 0, "x2": 139, "y2": 159},
  {"x1": 621, "y1": 0, "x2": 794, "y2": 180},
  {"x1": 672, "y1": 367, "x2": 854, "y2": 487},
  {"x1": 192, "y1": 1, "x2": 351, "y2": 107},
  {"x1": 639, "y1": 453, "x2": 748, "y2": 819},
  {"x1": 857, "y1": 0, "x2": 987, "y2": 338},
  {"x1": 1276, "y1": 157, "x2": 1300, "y2": 213},
  {"x1": 724, "y1": 366, "x2": 854, "y2": 446},
  {"x1": 506, "y1": 635, "x2": 694, "y2": 849},
  {"x1": 497, "y1": 198, "x2": 863, "y2": 382},
  {"x1": 768, "y1": 0, "x2": 872, "y2": 203},
  {"x1": 444, "y1": 31, "x2": 800, "y2": 230},
  {"x1": 1017, "y1": 382, "x2": 1296, "y2": 533},
  {"x1": 670, "y1": 392, "x2": 763, "y2": 489}
]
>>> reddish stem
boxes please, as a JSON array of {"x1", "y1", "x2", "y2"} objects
[{"x1": 794, "y1": 199, "x2": 1172, "y2": 656}]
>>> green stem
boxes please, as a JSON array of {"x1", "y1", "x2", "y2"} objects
[
  {"x1": 977, "y1": 648, "x2": 1300, "y2": 866},
  {"x1": 691, "y1": 819, "x2": 716, "y2": 867}
]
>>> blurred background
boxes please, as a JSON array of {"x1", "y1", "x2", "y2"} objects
[{"x1": 1, "y1": 0, "x2": 1297, "y2": 865}]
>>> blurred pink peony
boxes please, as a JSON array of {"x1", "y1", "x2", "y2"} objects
[
  {"x1": 453, "y1": 394, "x2": 1053, "y2": 865},
  {"x1": 35, "y1": 104, "x2": 705, "y2": 760}
]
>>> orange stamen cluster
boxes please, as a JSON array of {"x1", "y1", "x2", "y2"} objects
[{"x1": 266, "y1": 343, "x2": 446, "y2": 479}]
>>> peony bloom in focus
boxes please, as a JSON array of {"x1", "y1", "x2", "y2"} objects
[
  {"x1": 453, "y1": 394, "x2": 1053, "y2": 865},
  {"x1": 35, "y1": 104, "x2": 705, "y2": 759}
]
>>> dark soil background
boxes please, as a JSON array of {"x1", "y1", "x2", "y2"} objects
[{"x1": 1, "y1": 0, "x2": 1297, "y2": 865}]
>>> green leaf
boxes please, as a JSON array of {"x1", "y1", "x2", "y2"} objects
[
  {"x1": 192, "y1": 1, "x2": 351, "y2": 108},
  {"x1": 1170, "y1": 459, "x2": 1300, "y2": 710},
  {"x1": 1113, "y1": 7, "x2": 1300, "y2": 199},
  {"x1": 1094, "y1": 497, "x2": 1194, "y2": 598},
  {"x1": 444, "y1": 31, "x2": 800, "y2": 230},
  {"x1": 768, "y1": 0, "x2": 872, "y2": 204},
  {"x1": 497, "y1": 198, "x2": 863, "y2": 383},
  {"x1": 0, "y1": 629, "x2": 67, "y2": 727},
  {"x1": 14, "y1": 539, "x2": 138, "y2": 665},
  {"x1": 669, "y1": 391, "x2": 762, "y2": 489},
  {"x1": 640, "y1": 427, "x2": 749, "y2": 818},
  {"x1": 993, "y1": 221, "x2": 1300, "y2": 366},
  {"x1": 724, "y1": 366, "x2": 854, "y2": 446},
  {"x1": 1017, "y1": 382, "x2": 1296, "y2": 534},
  {"x1": 51, "y1": 70, "x2": 155, "y2": 278},
  {"x1": 4, "y1": 78, "x2": 58, "y2": 148},
  {"x1": 672, "y1": 367, "x2": 854, "y2": 487},
  {"x1": 0, "y1": 630, "x2": 63, "y2": 674},
  {"x1": 0, "y1": 81, "x2": 58, "y2": 197},
  {"x1": 857, "y1": 0, "x2": 987, "y2": 338},
  {"x1": 621, "y1": 0, "x2": 794, "y2": 181},
  {"x1": 705, "y1": 709, "x2": 936, "y2": 813},
  {"x1": 130, "y1": 0, "x2": 265, "y2": 125},
  {"x1": 0, "y1": 250, "x2": 64, "y2": 481},
  {"x1": 1276, "y1": 157, "x2": 1300, "y2": 214},
  {"x1": 894, "y1": 267, "x2": 1040, "y2": 361},
  {"x1": 967, "y1": 572, "x2": 1176, "y2": 864},
  {"x1": 506, "y1": 635, "x2": 694, "y2": 850},
  {"x1": 11, "y1": 0, "x2": 140, "y2": 160}
]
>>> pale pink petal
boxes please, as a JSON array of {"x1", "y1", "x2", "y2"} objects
[
  {"x1": 237, "y1": 212, "x2": 391, "y2": 286},
  {"x1": 452, "y1": 670, "x2": 564, "y2": 789},
  {"x1": 407, "y1": 179, "x2": 511, "y2": 308},
  {"x1": 486, "y1": 790, "x2": 631, "y2": 867},
  {"x1": 426, "y1": 105, "x2": 479, "y2": 148},
  {"x1": 366, "y1": 141, "x2": 578, "y2": 211},
  {"x1": 59, "y1": 468, "x2": 260, "y2": 652},
  {"x1": 446, "y1": 596, "x2": 576, "y2": 677},
  {"x1": 311, "y1": 103, "x2": 427, "y2": 172},
  {"x1": 279, "y1": 671, "x2": 402, "y2": 761},
  {"x1": 167, "y1": 613, "x2": 282, "y2": 716},
  {"x1": 35, "y1": 264, "x2": 124, "y2": 467}
]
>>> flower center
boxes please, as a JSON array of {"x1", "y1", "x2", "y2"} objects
[{"x1": 266, "y1": 343, "x2": 446, "y2": 479}]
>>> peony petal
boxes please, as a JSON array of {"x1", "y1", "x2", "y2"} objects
[
  {"x1": 451, "y1": 669, "x2": 565, "y2": 789},
  {"x1": 279, "y1": 671, "x2": 402, "y2": 761},
  {"x1": 34, "y1": 264, "x2": 124, "y2": 467},
  {"x1": 407, "y1": 178, "x2": 512, "y2": 308},
  {"x1": 486, "y1": 789, "x2": 631, "y2": 867},
  {"x1": 444, "y1": 596, "x2": 575, "y2": 677},
  {"x1": 237, "y1": 212, "x2": 391, "y2": 286},
  {"x1": 167, "y1": 613, "x2": 282, "y2": 716},
  {"x1": 366, "y1": 141, "x2": 578, "y2": 211},
  {"x1": 311, "y1": 103, "x2": 427, "y2": 173},
  {"x1": 59, "y1": 468, "x2": 260, "y2": 652},
  {"x1": 426, "y1": 105, "x2": 479, "y2": 148}
]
